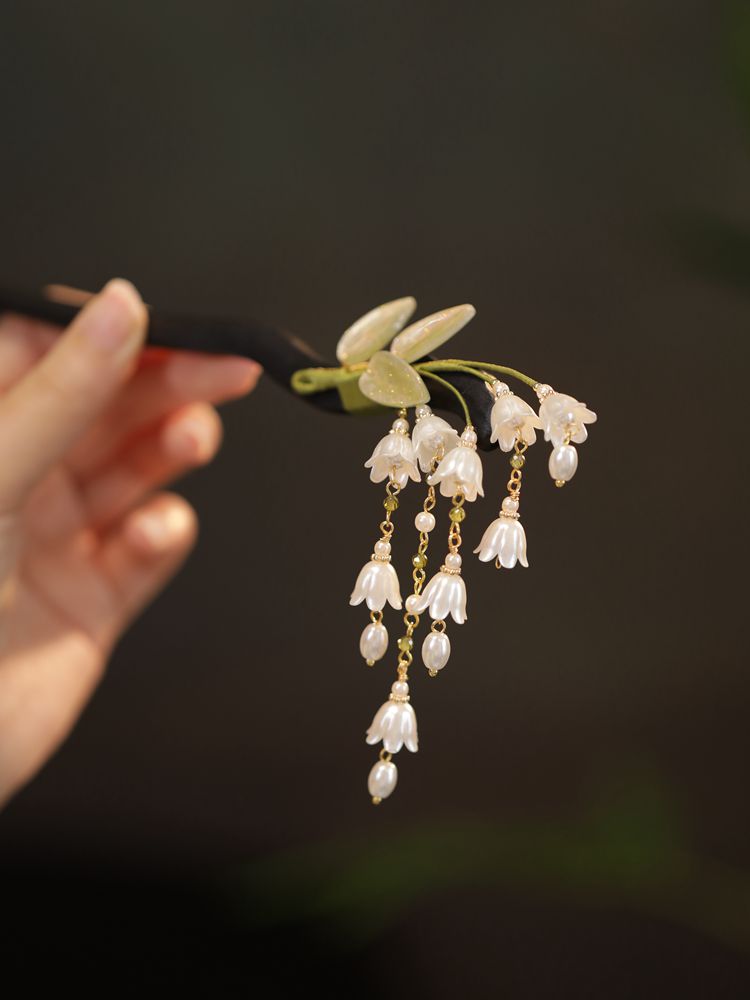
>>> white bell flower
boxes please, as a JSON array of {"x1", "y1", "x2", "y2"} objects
[
  {"x1": 537, "y1": 388, "x2": 597, "y2": 448},
  {"x1": 366, "y1": 681, "x2": 418, "y2": 754},
  {"x1": 350, "y1": 540, "x2": 402, "y2": 611},
  {"x1": 489, "y1": 382, "x2": 543, "y2": 452},
  {"x1": 427, "y1": 426, "x2": 484, "y2": 501},
  {"x1": 474, "y1": 498, "x2": 529, "y2": 568},
  {"x1": 410, "y1": 552, "x2": 467, "y2": 623},
  {"x1": 411, "y1": 405, "x2": 460, "y2": 473},
  {"x1": 364, "y1": 416, "x2": 421, "y2": 489}
]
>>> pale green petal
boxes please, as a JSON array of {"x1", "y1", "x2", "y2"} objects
[
  {"x1": 335, "y1": 297, "x2": 417, "y2": 365},
  {"x1": 359, "y1": 351, "x2": 431, "y2": 407},
  {"x1": 390, "y1": 304, "x2": 476, "y2": 363}
]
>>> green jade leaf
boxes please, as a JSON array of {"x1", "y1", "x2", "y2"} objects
[{"x1": 358, "y1": 351, "x2": 431, "y2": 407}]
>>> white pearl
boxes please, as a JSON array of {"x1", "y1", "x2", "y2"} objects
[
  {"x1": 415, "y1": 511, "x2": 436, "y2": 533},
  {"x1": 415, "y1": 404, "x2": 432, "y2": 420},
  {"x1": 359, "y1": 622, "x2": 388, "y2": 663},
  {"x1": 373, "y1": 540, "x2": 391, "y2": 558},
  {"x1": 444, "y1": 552, "x2": 462, "y2": 570},
  {"x1": 391, "y1": 680, "x2": 409, "y2": 699},
  {"x1": 405, "y1": 594, "x2": 421, "y2": 614},
  {"x1": 460, "y1": 426, "x2": 477, "y2": 447},
  {"x1": 501, "y1": 497, "x2": 519, "y2": 513},
  {"x1": 367, "y1": 760, "x2": 398, "y2": 800},
  {"x1": 549, "y1": 444, "x2": 578, "y2": 481},
  {"x1": 422, "y1": 631, "x2": 450, "y2": 671},
  {"x1": 492, "y1": 381, "x2": 510, "y2": 396},
  {"x1": 392, "y1": 417, "x2": 409, "y2": 435}
]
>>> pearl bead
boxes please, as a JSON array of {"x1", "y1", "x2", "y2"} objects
[
  {"x1": 415, "y1": 404, "x2": 432, "y2": 420},
  {"x1": 405, "y1": 594, "x2": 420, "y2": 614},
  {"x1": 422, "y1": 631, "x2": 450, "y2": 672},
  {"x1": 501, "y1": 497, "x2": 519, "y2": 513},
  {"x1": 367, "y1": 760, "x2": 398, "y2": 800},
  {"x1": 493, "y1": 381, "x2": 510, "y2": 396},
  {"x1": 444, "y1": 552, "x2": 462, "y2": 570},
  {"x1": 415, "y1": 511, "x2": 436, "y2": 533},
  {"x1": 392, "y1": 417, "x2": 409, "y2": 435},
  {"x1": 391, "y1": 681, "x2": 409, "y2": 699},
  {"x1": 360, "y1": 622, "x2": 388, "y2": 663},
  {"x1": 549, "y1": 443, "x2": 578, "y2": 482},
  {"x1": 460, "y1": 426, "x2": 477, "y2": 447},
  {"x1": 373, "y1": 540, "x2": 391, "y2": 558}
]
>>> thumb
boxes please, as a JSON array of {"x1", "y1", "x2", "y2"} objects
[{"x1": 0, "y1": 279, "x2": 147, "y2": 514}]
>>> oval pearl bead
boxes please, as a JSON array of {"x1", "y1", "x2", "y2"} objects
[
  {"x1": 360, "y1": 622, "x2": 388, "y2": 663},
  {"x1": 405, "y1": 594, "x2": 421, "y2": 614},
  {"x1": 422, "y1": 631, "x2": 451, "y2": 672},
  {"x1": 549, "y1": 444, "x2": 578, "y2": 482},
  {"x1": 368, "y1": 760, "x2": 398, "y2": 800},
  {"x1": 415, "y1": 511, "x2": 436, "y2": 533}
]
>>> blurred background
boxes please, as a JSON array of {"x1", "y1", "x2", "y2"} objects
[{"x1": 1, "y1": 1, "x2": 750, "y2": 994}]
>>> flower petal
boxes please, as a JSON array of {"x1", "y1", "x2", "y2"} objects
[{"x1": 390, "y1": 304, "x2": 476, "y2": 364}]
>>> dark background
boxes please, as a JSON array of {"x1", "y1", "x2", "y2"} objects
[{"x1": 1, "y1": 2, "x2": 750, "y2": 995}]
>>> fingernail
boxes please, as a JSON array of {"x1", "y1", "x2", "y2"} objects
[
  {"x1": 165, "y1": 414, "x2": 218, "y2": 462},
  {"x1": 81, "y1": 279, "x2": 147, "y2": 356},
  {"x1": 131, "y1": 504, "x2": 191, "y2": 554}
]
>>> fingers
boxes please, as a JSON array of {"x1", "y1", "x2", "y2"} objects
[
  {"x1": 65, "y1": 351, "x2": 261, "y2": 479},
  {"x1": 0, "y1": 280, "x2": 147, "y2": 515},
  {"x1": 95, "y1": 492, "x2": 198, "y2": 646},
  {"x1": 44, "y1": 283, "x2": 95, "y2": 308},
  {"x1": 80, "y1": 402, "x2": 223, "y2": 529},
  {"x1": 0, "y1": 314, "x2": 59, "y2": 392}
]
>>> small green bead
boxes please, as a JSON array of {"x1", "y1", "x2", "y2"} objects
[
  {"x1": 449, "y1": 506, "x2": 466, "y2": 522},
  {"x1": 398, "y1": 636, "x2": 413, "y2": 652},
  {"x1": 383, "y1": 496, "x2": 399, "y2": 511},
  {"x1": 412, "y1": 552, "x2": 427, "y2": 568},
  {"x1": 510, "y1": 454, "x2": 525, "y2": 469}
]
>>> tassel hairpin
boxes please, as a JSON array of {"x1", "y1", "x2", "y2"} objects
[{"x1": 300, "y1": 297, "x2": 598, "y2": 805}]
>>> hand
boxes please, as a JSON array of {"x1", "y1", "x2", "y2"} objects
[{"x1": 0, "y1": 279, "x2": 261, "y2": 806}]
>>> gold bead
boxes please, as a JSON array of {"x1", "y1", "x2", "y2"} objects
[
  {"x1": 372, "y1": 796, "x2": 382, "y2": 806},
  {"x1": 366, "y1": 659, "x2": 375, "y2": 666},
  {"x1": 555, "y1": 480, "x2": 566, "y2": 488},
  {"x1": 428, "y1": 669, "x2": 438, "y2": 678},
  {"x1": 383, "y1": 495, "x2": 399, "y2": 511},
  {"x1": 398, "y1": 635, "x2": 413, "y2": 652},
  {"x1": 412, "y1": 552, "x2": 427, "y2": 568},
  {"x1": 449, "y1": 506, "x2": 465, "y2": 522},
  {"x1": 510, "y1": 454, "x2": 525, "y2": 469}
]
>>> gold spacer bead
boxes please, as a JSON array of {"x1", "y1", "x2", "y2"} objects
[
  {"x1": 555, "y1": 480, "x2": 566, "y2": 488},
  {"x1": 428, "y1": 669, "x2": 438, "y2": 678},
  {"x1": 412, "y1": 552, "x2": 427, "y2": 568},
  {"x1": 383, "y1": 496, "x2": 399, "y2": 511},
  {"x1": 398, "y1": 635, "x2": 413, "y2": 652},
  {"x1": 372, "y1": 796, "x2": 382, "y2": 806},
  {"x1": 366, "y1": 659, "x2": 375, "y2": 666},
  {"x1": 449, "y1": 506, "x2": 466, "y2": 522},
  {"x1": 510, "y1": 454, "x2": 525, "y2": 469}
]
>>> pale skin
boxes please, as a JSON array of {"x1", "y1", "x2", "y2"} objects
[{"x1": 0, "y1": 279, "x2": 261, "y2": 807}]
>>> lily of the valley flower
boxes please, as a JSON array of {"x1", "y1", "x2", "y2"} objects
[
  {"x1": 474, "y1": 498, "x2": 529, "y2": 568},
  {"x1": 411, "y1": 405, "x2": 460, "y2": 472},
  {"x1": 537, "y1": 388, "x2": 597, "y2": 447},
  {"x1": 427, "y1": 426, "x2": 484, "y2": 501},
  {"x1": 364, "y1": 416, "x2": 421, "y2": 489},
  {"x1": 489, "y1": 382, "x2": 543, "y2": 452},
  {"x1": 366, "y1": 681, "x2": 418, "y2": 753},
  {"x1": 410, "y1": 552, "x2": 467, "y2": 623},
  {"x1": 350, "y1": 540, "x2": 402, "y2": 611}
]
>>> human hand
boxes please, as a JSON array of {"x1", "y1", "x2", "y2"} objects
[{"x1": 0, "y1": 279, "x2": 261, "y2": 806}]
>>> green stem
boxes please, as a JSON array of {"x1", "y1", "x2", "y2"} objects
[
  {"x1": 418, "y1": 369, "x2": 471, "y2": 425},
  {"x1": 429, "y1": 359, "x2": 539, "y2": 389},
  {"x1": 417, "y1": 360, "x2": 496, "y2": 384}
]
